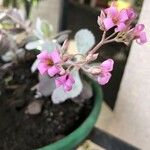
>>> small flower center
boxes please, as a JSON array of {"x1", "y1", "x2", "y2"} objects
[
  {"x1": 113, "y1": 17, "x2": 119, "y2": 24},
  {"x1": 46, "y1": 59, "x2": 53, "y2": 66}
]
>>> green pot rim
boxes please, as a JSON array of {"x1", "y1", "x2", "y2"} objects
[{"x1": 38, "y1": 81, "x2": 103, "y2": 150}]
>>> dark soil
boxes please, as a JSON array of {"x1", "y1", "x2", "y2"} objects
[{"x1": 0, "y1": 52, "x2": 93, "y2": 150}]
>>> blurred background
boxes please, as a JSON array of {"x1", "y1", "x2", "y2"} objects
[{"x1": 1, "y1": 0, "x2": 150, "y2": 150}]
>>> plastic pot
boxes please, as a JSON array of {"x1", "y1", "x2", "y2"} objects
[{"x1": 39, "y1": 80, "x2": 103, "y2": 150}]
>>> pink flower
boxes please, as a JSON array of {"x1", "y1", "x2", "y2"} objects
[
  {"x1": 103, "y1": 6, "x2": 129, "y2": 32},
  {"x1": 126, "y1": 8, "x2": 136, "y2": 22},
  {"x1": 97, "y1": 59, "x2": 114, "y2": 85},
  {"x1": 55, "y1": 74, "x2": 75, "y2": 91},
  {"x1": 133, "y1": 24, "x2": 147, "y2": 45},
  {"x1": 37, "y1": 50, "x2": 62, "y2": 77}
]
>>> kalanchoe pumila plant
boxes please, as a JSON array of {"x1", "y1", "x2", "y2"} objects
[{"x1": 35, "y1": 3, "x2": 147, "y2": 104}]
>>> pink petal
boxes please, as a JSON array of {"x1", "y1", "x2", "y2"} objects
[
  {"x1": 37, "y1": 51, "x2": 49, "y2": 61},
  {"x1": 137, "y1": 32, "x2": 147, "y2": 45},
  {"x1": 115, "y1": 23, "x2": 126, "y2": 32},
  {"x1": 119, "y1": 9, "x2": 128, "y2": 22},
  {"x1": 98, "y1": 72, "x2": 112, "y2": 85},
  {"x1": 65, "y1": 79, "x2": 73, "y2": 89},
  {"x1": 105, "y1": 6, "x2": 118, "y2": 17},
  {"x1": 48, "y1": 66, "x2": 60, "y2": 77},
  {"x1": 103, "y1": 18, "x2": 115, "y2": 30},
  {"x1": 55, "y1": 78, "x2": 62, "y2": 87},
  {"x1": 126, "y1": 8, "x2": 136, "y2": 20},
  {"x1": 101, "y1": 59, "x2": 114, "y2": 72},
  {"x1": 50, "y1": 50, "x2": 61, "y2": 64},
  {"x1": 135, "y1": 24, "x2": 145, "y2": 32},
  {"x1": 64, "y1": 84, "x2": 72, "y2": 91},
  {"x1": 55, "y1": 74, "x2": 67, "y2": 87},
  {"x1": 68, "y1": 75, "x2": 75, "y2": 84},
  {"x1": 38, "y1": 63, "x2": 48, "y2": 75}
]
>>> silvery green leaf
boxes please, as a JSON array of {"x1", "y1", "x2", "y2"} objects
[
  {"x1": 35, "y1": 18, "x2": 53, "y2": 39},
  {"x1": 25, "y1": 40, "x2": 43, "y2": 50},
  {"x1": 35, "y1": 18, "x2": 43, "y2": 39},
  {"x1": 54, "y1": 30, "x2": 71, "y2": 38},
  {"x1": 1, "y1": 51, "x2": 15, "y2": 62},
  {"x1": 56, "y1": 34, "x2": 69, "y2": 43},
  {"x1": 7, "y1": 9, "x2": 24, "y2": 22},
  {"x1": 75, "y1": 29, "x2": 95, "y2": 54},
  {"x1": 0, "y1": 12, "x2": 6, "y2": 19},
  {"x1": 23, "y1": 35, "x2": 38, "y2": 45},
  {"x1": 31, "y1": 59, "x2": 39, "y2": 73},
  {"x1": 41, "y1": 21, "x2": 53, "y2": 38},
  {"x1": 1, "y1": 48, "x2": 25, "y2": 62},
  {"x1": 72, "y1": 79, "x2": 93, "y2": 103},
  {"x1": 41, "y1": 40, "x2": 61, "y2": 52},
  {"x1": 38, "y1": 74, "x2": 55, "y2": 97},
  {"x1": 51, "y1": 70, "x2": 83, "y2": 104}
]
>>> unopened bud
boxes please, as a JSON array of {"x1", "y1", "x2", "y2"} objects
[
  {"x1": 59, "y1": 68, "x2": 66, "y2": 75},
  {"x1": 87, "y1": 67, "x2": 101, "y2": 75},
  {"x1": 86, "y1": 53, "x2": 98, "y2": 62},
  {"x1": 62, "y1": 54, "x2": 69, "y2": 62}
]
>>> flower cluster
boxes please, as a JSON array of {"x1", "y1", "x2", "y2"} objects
[
  {"x1": 97, "y1": 3, "x2": 147, "y2": 44},
  {"x1": 37, "y1": 3, "x2": 147, "y2": 93},
  {"x1": 37, "y1": 49, "x2": 75, "y2": 91}
]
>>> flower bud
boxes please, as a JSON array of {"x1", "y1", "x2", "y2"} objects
[
  {"x1": 87, "y1": 67, "x2": 101, "y2": 75},
  {"x1": 59, "y1": 68, "x2": 66, "y2": 75},
  {"x1": 86, "y1": 53, "x2": 98, "y2": 62},
  {"x1": 62, "y1": 54, "x2": 69, "y2": 62}
]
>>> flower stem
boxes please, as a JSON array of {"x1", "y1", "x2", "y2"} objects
[
  {"x1": 105, "y1": 32, "x2": 118, "y2": 40},
  {"x1": 89, "y1": 31, "x2": 116, "y2": 55}
]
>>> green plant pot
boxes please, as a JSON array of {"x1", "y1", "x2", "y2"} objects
[{"x1": 39, "y1": 80, "x2": 103, "y2": 150}]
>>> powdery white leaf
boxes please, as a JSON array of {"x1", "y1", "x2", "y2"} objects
[
  {"x1": 1, "y1": 51, "x2": 15, "y2": 62},
  {"x1": 0, "y1": 12, "x2": 6, "y2": 19},
  {"x1": 34, "y1": 18, "x2": 53, "y2": 39},
  {"x1": 41, "y1": 21, "x2": 53, "y2": 38},
  {"x1": 56, "y1": 34, "x2": 69, "y2": 43},
  {"x1": 31, "y1": 59, "x2": 39, "y2": 73},
  {"x1": 7, "y1": 9, "x2": 24, "y2": 22},
  {"x1": 53, "y1": 30, "x2": 71, "y2": 43},
  {"x1": 75, "y1": 29, "x2": 95, "y2": 55},
  {"x1": 38, "y1": 74, "x2": 55, "y2": 97},
  {"x1": 35, "y1": 17, "x2": 43, "y2": 39},
  {"x1": 41, "y1": 40, "x2": 61, "y2": 52},
  {"x1": 25, "y1": 40, "x2": 44, "y2": 50},
  {"x1": 26, "y1": 40, "x2": 60, "y2": 52},
  {"x1": 54, "y1": 30, "x2": 71, "y2": 39},
  {"x1": 1, "y1": 49, "x2": 25, "y2": 62},
  {"x1": 51, "y1": 70, "x2": 83, "y2": 104},
  {"x1": 72, "y1": 80, "x2": 93, "y2": 103}
]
